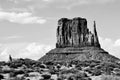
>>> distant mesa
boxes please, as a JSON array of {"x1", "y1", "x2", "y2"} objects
[{"x1": 39, "y1": 17, "x2": 120, "y2": 62}]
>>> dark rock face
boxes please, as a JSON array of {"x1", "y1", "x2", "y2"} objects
[{"x1": 56, "y1": 17, "x2": 100, "y2": 48}]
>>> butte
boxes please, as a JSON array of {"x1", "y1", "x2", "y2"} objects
[{"x1": 39, "y1": 17, "x2": 120, "y2": 62}]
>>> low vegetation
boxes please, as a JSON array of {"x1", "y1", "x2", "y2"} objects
[{"x1": 0, "y1": 59, "x2": 120, "y2": 80}]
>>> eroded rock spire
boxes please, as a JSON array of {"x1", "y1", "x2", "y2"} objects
[{"x1": 93, "y1": 21, "x2": 101, "y2": 47}]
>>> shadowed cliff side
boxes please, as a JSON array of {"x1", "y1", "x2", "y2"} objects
[
  {"x1": 56, "y1": 18, "x2": 100, "y2": 48},
  {"x1": 39, "y1": 17, "x2": 120, "y2": 62}
]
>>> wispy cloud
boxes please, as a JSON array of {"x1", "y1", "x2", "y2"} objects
[
  {"x1": 3, "y1": 0, "x2": 118, "y2": 11},
  {"x1": 0, "y1": 11, "x2": 46, "y2": 24},
  {"x1": 41, "y1": 0, "x2": 118, "y2": 9},
  {"x1": 9, "y1": 0, "x2": 32, "y2": 3},
  {"x1": 114, "y1": 39, "x2": 120, "y2": 47},
  {"x1": 0, "y1": 42, "x2": 54, "y2": 61},
  {"x1": 42, "y1": 0, "x2": 117, "y2": 3},
  {"x1": 1, "y1": 36, "x2": 23, "y2": 40},
  {"x1": 99, "y1": 37, "x2": 120, "y2": 59}
]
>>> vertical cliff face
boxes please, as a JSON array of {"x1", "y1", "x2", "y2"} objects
[{"x1": 56, "y1": 17, "x2": 101, "y2": 48}]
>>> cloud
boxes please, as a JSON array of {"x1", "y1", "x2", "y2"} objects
[
  {"x1": 1, "y1": 36, "x2": 23, "y2": 40},
  {"x1": 9, "y1": 0, "x2": 32, "y2": 3},
  {"x1": 99, "y1": 37, "x2": 120, "y2": 59},
  {"x1": 42, "y1": 0, "x2": 53, "y2": 2},
  {"x1": 4, "y1": 0, "x2": 118, "y2": 10},
  {"x1": 0, "y1": 0, "x2": 117, "y2": 14},
  {"x1": 0, "y1": 11, "x2": 46, "y2": 24},
  {"x1": 41, "y1": 0, "x2": 118, "y2": 9},
  {"x1": 0, "y1": 43, "x2": 54, "y2": 61},
  {"x1": 114, "y1": 39, "x2": 120, "y2": 47},
  {"x1": 43, "y1": 0, "x2": 117, "y2": 3},
  {"x1": 21, "y1": 43, "x2": 53, "y2": 59}
]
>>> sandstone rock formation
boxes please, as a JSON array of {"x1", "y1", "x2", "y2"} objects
[
  {"x1": 39, "y1": 17, "x2": 120, "y2": 62},
  {"x1": 56, "y1": 18, "x2": 100, "y2": 48}
]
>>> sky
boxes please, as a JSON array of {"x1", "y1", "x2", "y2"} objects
[{"x1": 0, "y1": 0, "x2": 120, "y2": 61}]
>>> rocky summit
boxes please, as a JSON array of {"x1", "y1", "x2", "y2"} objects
[{"x1": 39, "y1": 17, "x2": 120, "y2": 62}]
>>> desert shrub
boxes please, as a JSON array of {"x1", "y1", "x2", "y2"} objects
[
  {"x1": 0, "y1": 61, "x2": 6, "y2": 66},
  {"x1": 103, "y1": 67, "x2": 113, "y2": 75},
  {"x1": 9, "y1": 62, "x2": 23, "y2": 68},
  {"x1": 14, "y1": 70, "x2": 25, "y2": 76},
  {"x1": 76, "y1": 72, "x2": 88, "y2": 78},
  {"x1": 0, "y1": 68, "x2": 2, "y2": 73},
  {"x1": 24, "y1": 73, "x2": 29, "y2": 77},
  {"x1": 45, "y1": 61, "x2": 54, "y2": 65},
  {"x1": 77, "y1": 62, "x2": 90, "y2": 67},
  {"x1": 9, "y1": 70, "x2": 25, "y2": 77},
  {"x1": 9, "y1": 77, "x2": 25, "y2": 80},
  {"x1": 89, "y1": 62, "x2": 98, "y2": 68},
  {"x1": 61, "y1": 69, "x2": 79, "y2": 74},
  {"x1": 17, "y1": 58, "x2": 36, "y2": 68},
  {"x1": 56, "y1": 64, "x2": 61, "y2": 70},
  {"x1": 2, "y1": 69, "x2": 14, "y2": 74},
  {"x1": 81, "y1": 77, "x2": 92, "y2": 80},
  {"x1": 54, "y1": 61, "x2": 65, "y2": 66},
  {"x1": 0, "y1": 74, "x2": 4, "y2": 79},
  {"x1": 42, "y1": 74, "x2": 51, "y2": 79},
  {"x1": 76, "y1": 66, "x2": 82, "y2": 70},
  {"x1": 39, "y1": 64, "x2": 47, "y2": 68},
  {"x1": 85, "y1": 69, "x2": 93, "y2": 74},
  {"x1": 75, "y1": 60, "x2": 100, "y2": 68},
  {"x1": 112, "y1": 68, "x2": 120, "y2": 76},
  {"x1": 101, "y1": 75, "x2": 120, "y2": 80},
  {"x1": 95, "y1": 65, "x2": 102, "y2": 69},
  {"x1": 91, "y1": 69, "x2": 102, "y2": 76},
  {"x1": 57, "y1": 77, "x2": 62, "y2": 80},
  {"x1": 75, "y1": 63, "x2": 81, "y2": 69},
  {"x1": 34, "y1": 62, "x2": 42, "y2": 67},
  {"x1": 101, "y1": 62, "x2": 120, "y2": 69},
  {"x1": 97, "y1": 62, "x2": 118, "y2": 75},
  {"x1": 69, "y1": 60, "x2": 80, "y2": 65},
  {"x1": 115, "y1": 73, "x2": 120, "y2": 76},
  {"x1": 68, "y1": 75, "x2": 76, "y2": 80},
  {"x1": 10, "y1": 72, "x2": 16, "y2": 77},
  {"x1": 60, "y1": 69, "x2": 88, "y2": 80},
  {"x1": 89, "y1": 60, "x2": 101, "y2": 64},
  {"x1": 49, "y1": 70, "x2": 56, "y2": 74}
]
